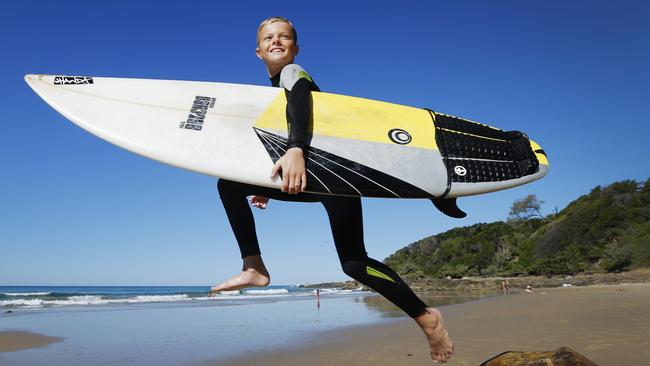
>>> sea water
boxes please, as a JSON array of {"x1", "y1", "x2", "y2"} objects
[{"x1": 0, "y1": 285, "x2": 360, "y2": 310}]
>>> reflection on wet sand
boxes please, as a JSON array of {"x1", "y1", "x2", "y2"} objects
[{"x1": 358, "y1": 290, "x2": 499, "y2": 317}]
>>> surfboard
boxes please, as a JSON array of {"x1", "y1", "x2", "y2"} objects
[{"x1": 25, "y1": 74, "x2": 549, "y2": 202}]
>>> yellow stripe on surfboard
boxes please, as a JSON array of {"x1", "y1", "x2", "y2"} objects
[
  {"x1": 254, "y1": 91, "x2": 438, "y2": 150},
  {"x1": 254, "y1": 91, "x2": 550, "y2": 168}
]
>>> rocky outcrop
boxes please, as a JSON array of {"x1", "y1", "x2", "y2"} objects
[{"x1": 481, "y1": 347, "x2": 598, "y2": 366}]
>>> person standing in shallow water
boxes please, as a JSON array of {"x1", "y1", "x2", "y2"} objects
[{"x1": 210, "y1": 16, "x2": 454, "y2": 363}]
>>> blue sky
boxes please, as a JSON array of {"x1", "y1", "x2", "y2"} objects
[{"x1": 1, "y1": 1, "x2": 648, "y2": 286}]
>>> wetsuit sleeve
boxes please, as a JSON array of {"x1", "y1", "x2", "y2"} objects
[{"x1": 279, "y1": 64, "x2": 315, "y2": 151}]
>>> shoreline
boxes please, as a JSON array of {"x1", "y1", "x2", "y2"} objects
[{"x1": 210, "y1": 282, "x2": 650, "y2": 366}]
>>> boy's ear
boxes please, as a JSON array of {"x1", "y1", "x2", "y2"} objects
[{"x1": 255, "y1": 47, "x2": 263, "y2": 60}]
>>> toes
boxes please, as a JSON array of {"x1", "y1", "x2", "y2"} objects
[{"x1": 431, "y1": 348, "x2": 453, "y2": 363}]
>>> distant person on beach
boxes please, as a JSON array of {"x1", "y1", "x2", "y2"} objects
[
  {"x1": 501, "y1": 279, "x2": 511, "y2": 293},
  {"x1": 209, "y1": 16, "x2": 454, "y2": 363}
]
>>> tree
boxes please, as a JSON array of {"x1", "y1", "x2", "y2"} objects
[
  {"x1": 600, "y1": 240, "x2": 632, "y2": 272},
  {"x1": 509, "y1": 194, "x2": 545, "y2": 221}
]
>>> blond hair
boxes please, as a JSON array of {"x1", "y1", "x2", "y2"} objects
[{"x1": 256, "y1": 16, "x2": 297, "y2": 46}]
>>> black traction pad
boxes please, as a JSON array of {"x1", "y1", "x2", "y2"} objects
[{"x1": 433, "y1": 113, "x2": 539, "y2": 183}]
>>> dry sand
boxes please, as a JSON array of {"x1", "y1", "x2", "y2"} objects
[
  {"x1": 0, "y1": 331, "x2": 62, "y2": 353},
  {"x1": 212, "y1": 283, "x2": 650, "y2": 366}
]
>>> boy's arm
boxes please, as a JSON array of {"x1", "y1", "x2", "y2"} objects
[
  {"x1": 270, "y1": 64, "x2": 314, "y2": 194},
  {"x1": 280, "y1": 64, "x2": 315, "y2": 151}
]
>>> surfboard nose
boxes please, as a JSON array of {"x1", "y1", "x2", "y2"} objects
[
  {"x1": 24, "y1": 74, "x2": 36, "y2": 86},
  {"x1": 24, "y1": 74, "x2": 46, "y2": 91},
  {"x1": 24, "y1": 74, "x2": 41, "y2": 83}
]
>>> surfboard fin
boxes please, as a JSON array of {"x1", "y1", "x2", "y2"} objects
[{"x1": 431, "y1": 198, "x2": 467, "y2": 218}]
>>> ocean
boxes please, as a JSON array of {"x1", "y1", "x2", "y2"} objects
[{"x1": 0, "y1": 285, "x2": 363, "y2": 310}]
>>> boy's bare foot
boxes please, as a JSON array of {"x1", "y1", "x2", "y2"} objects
[
  {"x1": 414, "y1": 307, "x2": 454, "y2": 363},
  {"x1": 209, "y1": 255, "x2": 271, "y2": 296},
  {"x1": 209, "y1": 268, "x2": 270, "y2": 296}
]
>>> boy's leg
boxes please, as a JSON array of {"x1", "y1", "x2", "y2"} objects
[
  {"x1": 217, "y1": 179, "x2": 322, "y2": 258},
  {"x1": 212, "y1": 179, "x2": 320, "y2": 293},
  {"x1": 320, "y1": 196, "x2": 454, "y2": 363},
  {"x1": 217, "y1": 179, "x2": 263, "y2": 259}
]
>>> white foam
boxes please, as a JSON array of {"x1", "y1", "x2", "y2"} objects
[
  {"x1": 3, "y1": 292, "x2": 52, "y2": 296},
  {"x1": 0, "y1": 299, "x2": 46, "y2": 308},
  {"x1": 318, "y1": 288, "x2": 352, "y2": 294},
  {"x1": 51, "y1": 295, "x2": 106, "y2": 306},
  {"x1": 1, "y1": 294, "x2": 192, "y2": 308},
  {"x1": 317, "y1": 288, "x2": 342, "y2": 293},
  {"x1": 317, "y1": 288, "x2": 372, "y2": 295},
  {"x1": 218, "y1": 290, "x2": 241, "y2": 296},
  {"x1": 209, "y1": 294, "x2": 292, "y2": 300},
  {"x1": 244, "y1": 289, "x2": 289, "y2": 295},
  {"x1": 128, "y1": 295, "x2": 191, "y2": 303}
]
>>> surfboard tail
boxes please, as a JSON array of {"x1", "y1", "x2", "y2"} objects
[{"x1": 430, "y1": 111, "x2": 549, "y2": 198}]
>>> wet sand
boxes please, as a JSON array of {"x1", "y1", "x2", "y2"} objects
[
  {"x1": 213, "y1": 283, "x2": 650, "y2": 366},
  {"x1": 0, "y1": 331, "x2": 62, "y2": 353}
]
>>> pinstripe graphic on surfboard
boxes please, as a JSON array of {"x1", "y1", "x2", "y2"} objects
[{"x1": 253, "y1": 128, "x2": 433, "y2": 198}]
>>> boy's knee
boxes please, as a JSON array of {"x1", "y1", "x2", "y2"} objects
[{"x1": 341, "y1": 260, "x2": 365, "y2": 280}]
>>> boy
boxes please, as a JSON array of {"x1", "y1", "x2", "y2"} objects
[{"x1": 212, "y1": 16, "x2": 454, "y2": 363}]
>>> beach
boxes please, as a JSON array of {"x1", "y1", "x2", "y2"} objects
[
  {"x1": 213, "y1": 283, "x2": 650, "y2": 366},
  {"x1": 1, "y1": 283, "x2": 648, "y2": 365}
]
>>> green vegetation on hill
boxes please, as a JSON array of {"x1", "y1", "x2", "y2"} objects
[{"x1": 385, "y1": 179, "x2": 650, "y2": 278}]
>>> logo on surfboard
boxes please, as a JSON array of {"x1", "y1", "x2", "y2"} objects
[
  {"x1": 54, "y1": 76, "x2": 94, "y2": 85},
  {"x1": 179, "y1": 96, "x2": 216, "y2": 131},
  {"x1": 388, "y1": 128, "x2": 412, "y2": 145}
]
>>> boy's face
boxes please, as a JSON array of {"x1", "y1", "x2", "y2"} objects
[{"x1": 256, "y1": 21, "x2": 298, "y2": 72}]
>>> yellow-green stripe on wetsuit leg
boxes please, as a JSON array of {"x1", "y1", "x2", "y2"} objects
[
  {"x1": 339, "y1": 256, "x2": 428, "y2": 318},
  {"x1": 366, "y1": 266, "x2": 396, "y2": 283},
  {"x1": 321, "y1": 195, "x2": 428, "y2": 318}
]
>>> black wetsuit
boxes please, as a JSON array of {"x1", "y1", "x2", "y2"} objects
[{"x1": 217, "y1": 64, "x2": 428, "y2": 318}]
